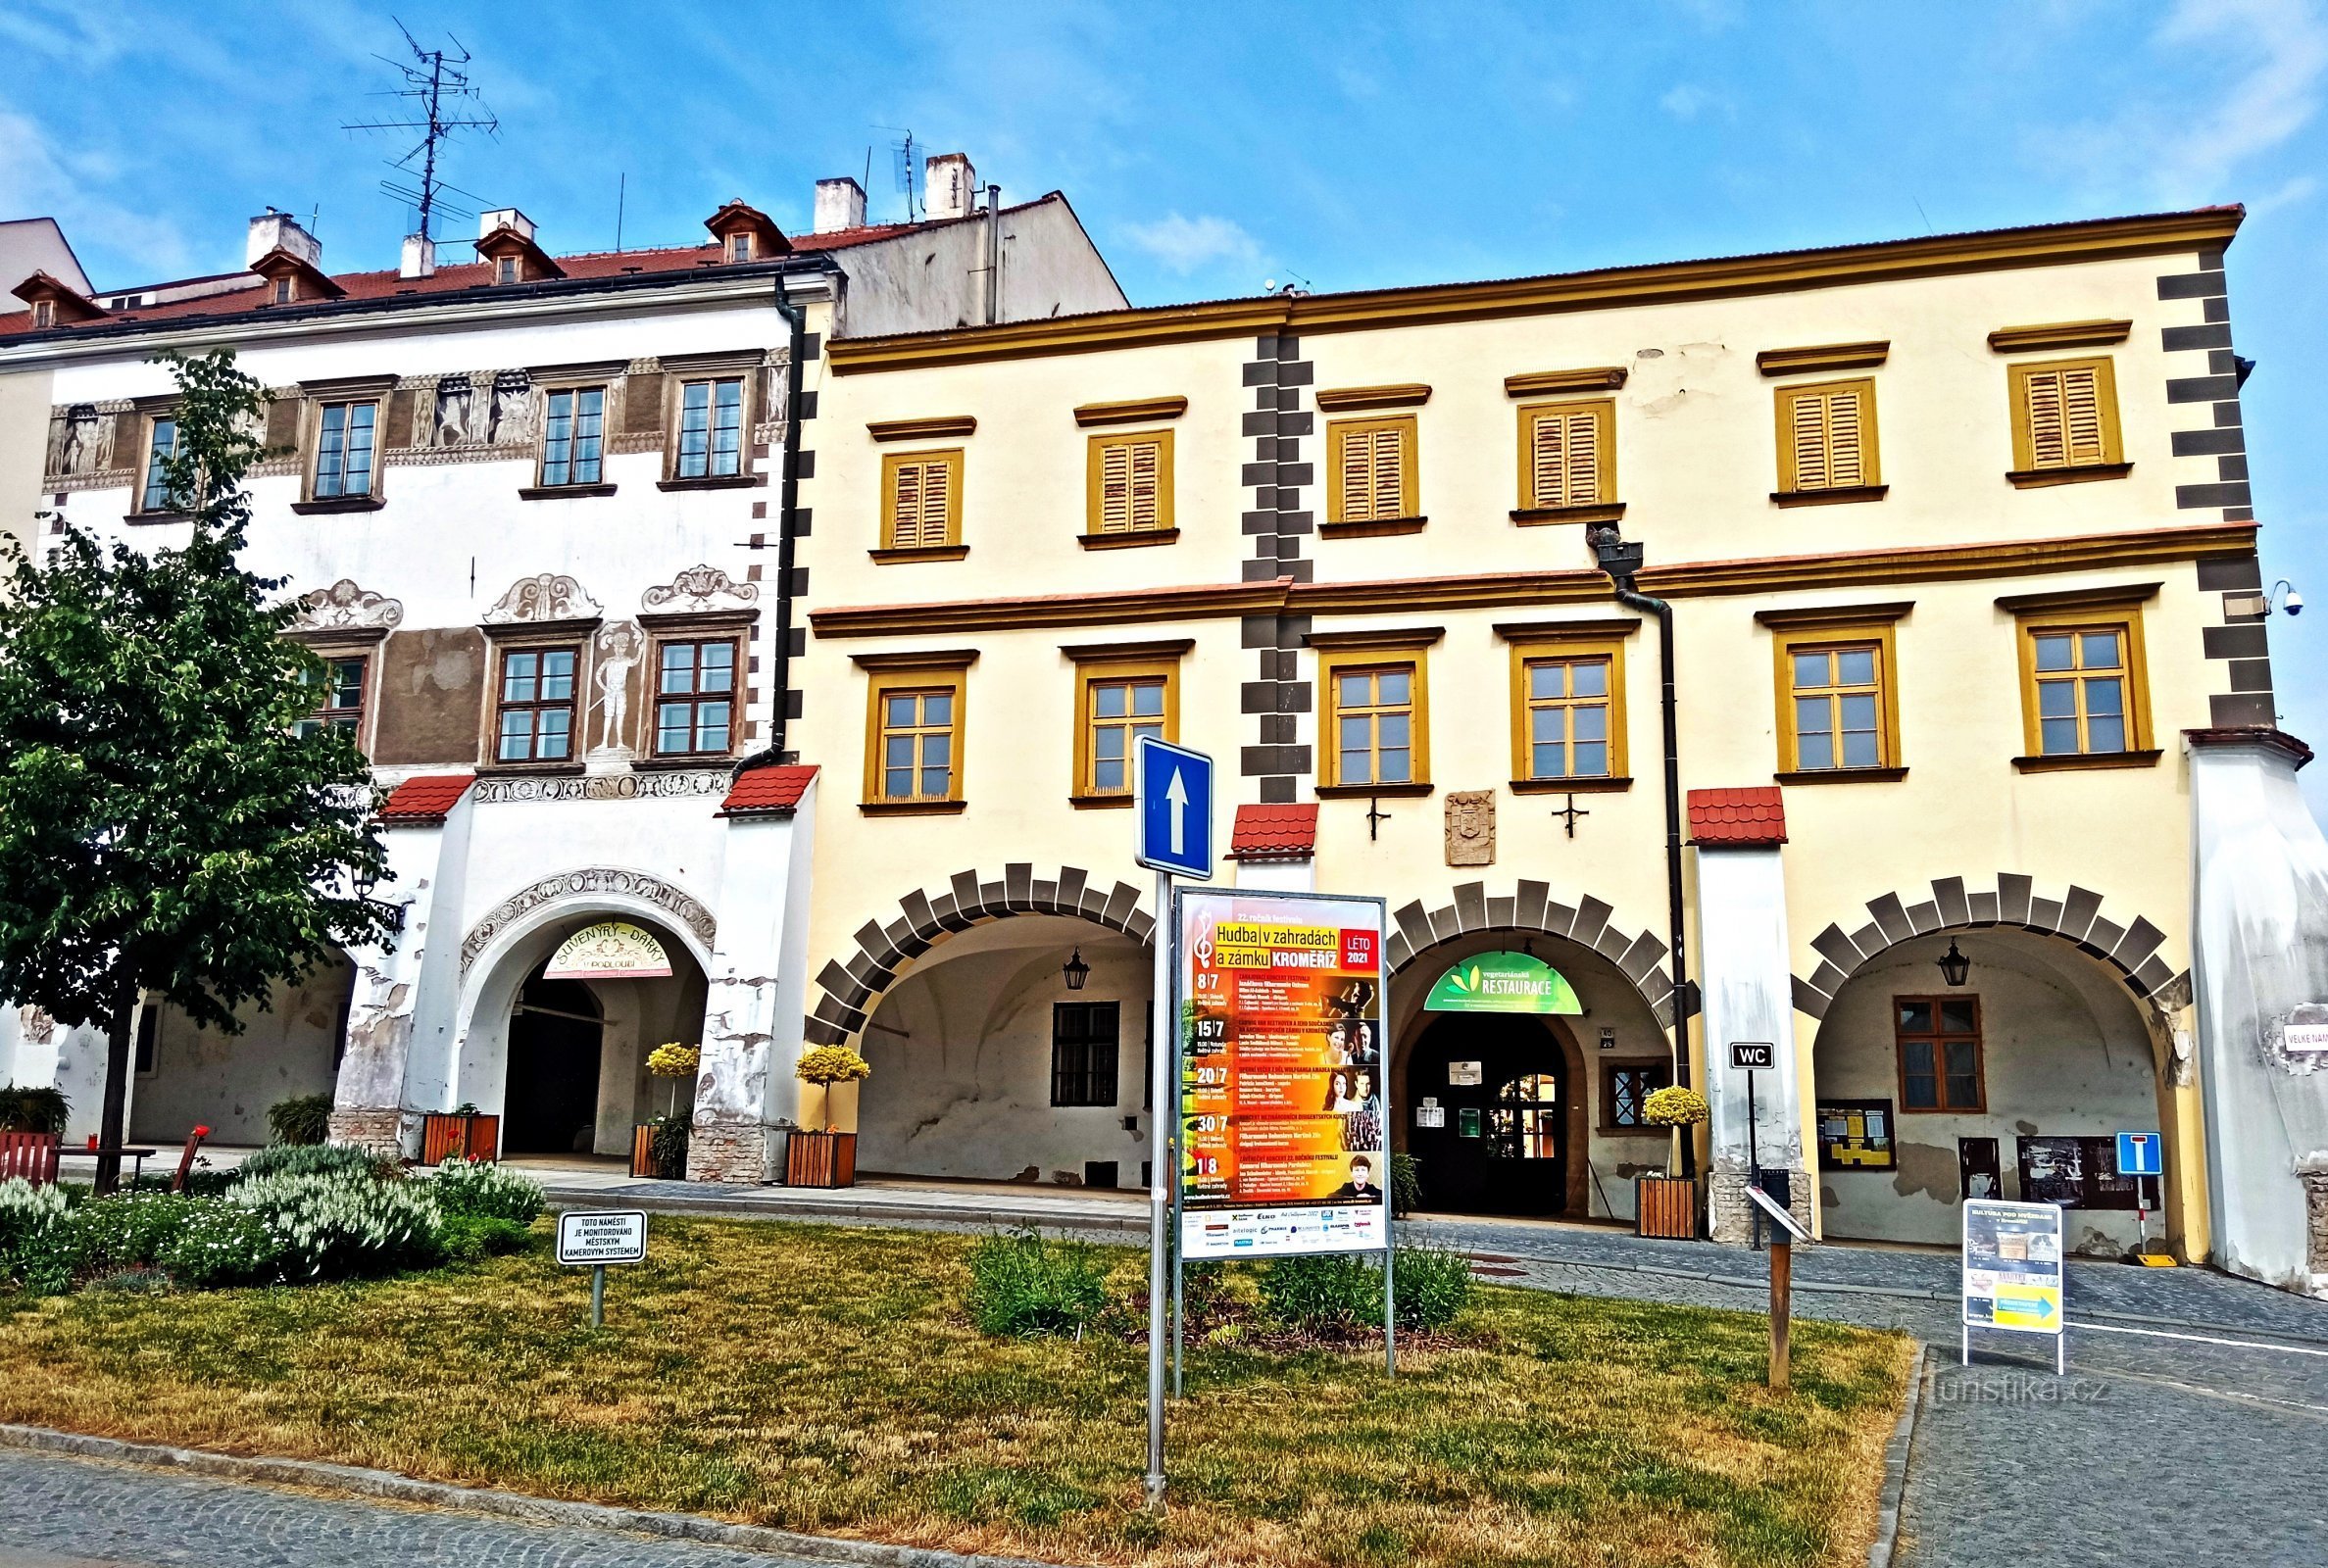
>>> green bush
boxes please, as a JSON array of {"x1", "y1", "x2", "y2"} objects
[
  {"x1": 1259, "y1": 1242, "x2": 1475, "y2": 1334},
  {"x1": 426, "y1": 1158, "x2": 544, "y2": 1224},
  {"x1": 0, "y1": 1084, "x2": 69, "y2": 1135},
  {"x1": 159, "y1": 1201, "x2": 282, "y2": 1288},
  {"x1": 966, "y1": 1227, "x2": 1110, "y2": 1338},
  {"x1": 0, "y1": 1178, "x2": 73, "y2": 1293},
  {"x1": 234, "y1": 1143, "x2": 392, "y2": 1184},
  {"x1": 230, "y1": 1170, "x2": 444, "y2": 1281},
  {"x1": 72, "y1": 1192, "x2": 196, "y2": 1273},
  {"x1": 1390, "y1": 1152, "x2": 1422, "y2": 1218},
  {"x1": 85, "y1": 1266, "x2": 171, "y2": 1296},
  {"x1": 266, "y1": 1093, "x2": 334, "y2": 1147},
  {"x1": 438, "y1": 1213, "x2": 533, "y2": 1263}
]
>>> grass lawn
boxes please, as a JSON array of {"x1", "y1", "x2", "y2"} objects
[{"x1": 0, "y1": 1218, "x2": 1910, "y2": 1567}]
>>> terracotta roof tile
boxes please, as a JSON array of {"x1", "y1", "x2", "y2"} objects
[
  {"x1": 1229, "y1": 803, "x2": 1318, "y2": 860},
  {"x1": 719, "y1": 763, "x2": 819, "y2": 817},
  {"x1": 378, "y1": 772, "x2": 475, "y2": 825},
  {"x1": 1686, "y1": 786, "x2": 1787, "y2": 848}
]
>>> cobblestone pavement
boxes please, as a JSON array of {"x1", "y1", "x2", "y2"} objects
[{"x1": 0, "y1": 1447, "x2": 848, "y2": 1568}]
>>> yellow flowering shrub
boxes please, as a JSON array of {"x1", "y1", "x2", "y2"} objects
[
  {"x1": 795, "y1": 1045, "x2": 872, "y2": 1086},
  {"x1": 646, "y1": 1043, "x2": 701, "y2": 1079},
  {"x1": 1642, "y1": 1086, "x2": 1709, "y2": 1127}
]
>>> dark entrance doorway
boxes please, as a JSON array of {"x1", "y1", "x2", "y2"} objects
[
  {"x1": 503, "y1": 970, "x2": 603, "y2": 1155},
  {"x1": 1404, "y1": 1013, "x2": 1576, "y2": 1215}
]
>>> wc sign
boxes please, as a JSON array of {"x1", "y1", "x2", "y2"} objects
[{"x1": 1730, "y1": 1042, "x2": 1777, "y2": 1070}]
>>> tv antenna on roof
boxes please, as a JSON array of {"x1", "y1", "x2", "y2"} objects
[
  {"x1": 343, "y1": 19, "x2": 500, "y2": 243},
  {"x1": 876, "y1": 125, "x2": 919, "y2": 221}
]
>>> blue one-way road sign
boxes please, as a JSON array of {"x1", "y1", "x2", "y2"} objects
[{"x1": 1136, "y1": 736, "x2": 1214, "y2": 880}]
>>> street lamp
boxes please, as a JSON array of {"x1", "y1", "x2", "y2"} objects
[
  {"x1": 1062, "y1": 948, "x2": 1091, "y2": 991},
  {"x1": 1937, "y1": 939, "x2": 1971, "y2": 988}
]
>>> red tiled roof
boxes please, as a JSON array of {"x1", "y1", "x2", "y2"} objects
[
  {"x1": 719, "y1": 763, "x2": 818, "y2": 817},
  {"x1": 0, "y1": 197, "x2": 1063, "y2": 338},
  {"x1": 1229, "y1": 803, "x2": 1318, "y2": 860},
  {"x1": 1687, "y1": 786, "x2": 1787, "y2": 847},
  {"x1": 378, "y1": 772, "x2": 475, "y2": 826}
]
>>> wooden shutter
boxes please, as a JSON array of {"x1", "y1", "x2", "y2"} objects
[
  {"x1": 111, "y1": 410, "x2": 145, "y2": 467},
  {"x1": 1370, "y1": 428, "x2": 1403, "y2": 518},
  {"x1": 380, "y1": 388, "x2": 417, "y2": 451},
  {"x1": 1339, "y1": 424, "x2": 1404, "y2": 520},
  {"x1": 1097, "y1": 439, "x2": 1161, "y2": 533},
  {"x1": 1786, "y1": 387, "x2": 1864, "y2": 490},
  {"x1": 2023, "y1": 366, "x2": 2105, "y2": 469},
  {"x1": 262, "y1": 396, "x2": 301, "y2": 458},
  {"x1": 1531, "y1": 409, "x2": 1601, "y2": 508},
  {"x1": 620, "y1": 371, "x2": 667, "y2": 438},
  {"x1": 890, "y1": 457, "x2": 951, "y2": 548}
]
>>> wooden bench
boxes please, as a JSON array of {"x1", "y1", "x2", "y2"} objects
[{"x1": 0, "y1": 1131, "x2": 62, "y2": 1188}]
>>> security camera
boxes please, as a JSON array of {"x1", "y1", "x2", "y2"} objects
[{"x1": 2288, "y1": 590, "x2": 2303, "y2": 616}]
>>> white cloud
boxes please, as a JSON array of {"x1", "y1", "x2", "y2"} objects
[
  {"x1": 0, "y1": 102, "x2": 191, "y2": 281},
  {"x1": 1118, "y1": 212, "x2": 1263, "y2": 277},
  {"x1": 1659, "y1": 84, "x2": 1727, "y2": 122}
]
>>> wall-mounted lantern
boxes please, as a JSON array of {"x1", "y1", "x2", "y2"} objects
[
  {"x1": 1063, "y1": 948, "x2": 1091, "y2": 991},
  {"x1": 1937, "y1": 939, "x2": 1971, "y2": 989}
]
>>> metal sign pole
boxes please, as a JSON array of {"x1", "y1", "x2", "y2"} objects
[
  {"x1": 1145, "y1": 867, "x2": 1172, "y2": 1510},
  {"x1": 1746, "y1": 1066, "x2": 1760, "y2": 1249},
  {"x1": 590, "y1": 1263, "x2": 605, "y2": 1328}
]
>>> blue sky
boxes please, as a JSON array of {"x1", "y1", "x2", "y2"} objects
[{"x1": 6, "y1": 0, "x2": 2323, "y2": 803}]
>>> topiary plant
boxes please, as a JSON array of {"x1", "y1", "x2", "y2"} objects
[
  {"x1": 795, "y1": 1045, "x2": 871, "y2": 1131},
  {"x1": 1643, "y1": 1084, "x2": 1709, "y2": 1178}
]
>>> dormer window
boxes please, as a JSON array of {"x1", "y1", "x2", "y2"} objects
[
  {"x1": 497, "y1": 256, "x2": 518, "y2": 284},
  {"x1": 272, "y1": 276, "x2": 295, "y2": 305},
  {"x1": 727, "y1": 233, "x2": 752, "y2": 263},
  {"x1": 30, "y1": 300, "x2": 52, "y2": 328}
]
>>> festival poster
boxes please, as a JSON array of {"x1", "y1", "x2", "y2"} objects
[{"x1": 1175, "y1": 888, "x2": 1390, "y2": 1259}]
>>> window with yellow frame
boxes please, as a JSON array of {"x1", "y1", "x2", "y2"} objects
[
  {"x1": 2006, "y1": 357, "x2": 2125, "y2": 484},
  {"x1": 1326, "y1": 415, "x2": 1418, "y2": 525},
  {"x1": 856, "y1": 653, "x2": 973, "y2": 810},
  {"x1": 1773, "y1": 377, "x2": 1880, "y2": 497},
  {"x1": 1064, "y1": 645, "x2": 1184, "y2": 805},
  {"x1": 2008, "y1": 599, "x2": 2153, "y2": 766},
  {"x1": 1515, "y1": 398, "x2": 1615, "y2": 512},
  {"x1": 879, "y1": 448, "x2": 965, "y2": 553},
  {"x1": 1313, "y1": 633, "x2": 1436, "y2": 795},
  {"x1": 1506, "y1": 637, "x2": 1629, "y2": 788},
  {"x1": 1760, "y1": 611, "x2": 1906, "y2": 779},
  {"x1": 1084, "y1": 429, "x2": 1174, "y2": 541}
]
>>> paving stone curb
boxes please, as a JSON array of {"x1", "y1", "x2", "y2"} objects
[
  {"x1": 1865, "y1": 1343, "x2": 1927, "y2": 1568},
  {"x1": 0, "y1": 1424, "x2": 1076, "y2": 1568},
  {"x1": 544, "y1": 1189, "x2": 1149, "y2": 1236}
]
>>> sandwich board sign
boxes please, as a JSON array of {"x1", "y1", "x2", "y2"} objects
[{"x1": 1961, "y1": 1198, "x2": 2064, "y2": 1373}]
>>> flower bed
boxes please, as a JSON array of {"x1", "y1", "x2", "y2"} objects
[{"x1": 0, "y1": 1154, "x2": 543, "y2": 1297}]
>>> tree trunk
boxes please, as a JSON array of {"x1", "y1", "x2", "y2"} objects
[{"x1": 93, "y1": 970, "x2": 138, "y2": 1196}]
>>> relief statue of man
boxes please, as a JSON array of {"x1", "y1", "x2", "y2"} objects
[{"x1": 591, "y1": 621, "x2": 643, "y2": 757}]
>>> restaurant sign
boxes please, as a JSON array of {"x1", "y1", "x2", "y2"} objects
[{"x1": 1424, "y1": 951, "x2": 1583, "y2": 1014}]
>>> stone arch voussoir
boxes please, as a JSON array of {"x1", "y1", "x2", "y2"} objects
[
  {"x1": 1385, "y1": 878, "x2": 1680, "y2": 1027},
  {"x1": 1790, "y1": 872, "x2": 2189, "y2": 1023},
  {"x1": 803, "y1": 863, "x2": 1154, "y2": 1047}
]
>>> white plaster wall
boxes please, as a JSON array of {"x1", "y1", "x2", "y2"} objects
[
  {"x1": 1814, "y1": 932, "x2": 2160, "y2": 1251},
  {"x1": 855, "y1": 918, "x2": 1153, "y2": 1185},
  {"x1": 834, "y1": 197, "x2": 1126, "y2": 338},
  {"x1": 583, "y1": 969, "x2": 707, "y2": 1156},
  {"x1": 1697, "y1": 847, "x2": 1803, "y2": 1176},
  {"x1": 130, "y1": 956, "x2": 354, "y2": 1145}
]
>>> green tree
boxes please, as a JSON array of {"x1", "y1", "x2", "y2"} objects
[{"x1": 0, "y1": 350, "x2": 396, "y2": 1192}]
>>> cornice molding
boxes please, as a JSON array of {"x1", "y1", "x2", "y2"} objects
[
  {"x1": 1753, "y1": 601, "x2": 1915, "y2": 630},
  {"x1": 1073, "y1": 396, "x2": 1189, "y2": 426},
  {"x1": 868, "y1": 415, "x2": 977, "y2": 442},
  {"x1": 1995, "y1": 581, "x2": 2161, "y2": 614},
  {"x1": 1060, "y1": 637, "x2": 1197, "y2": 662},
  {"x1": 1315, "y1": 383, "x2": 1433, "y2": 412},
  {"x1": 1756, "y1": 341, "x2": 1891, "y2": 376},
  {"x1": 1987, "y1": 318, "x2": 2133, "y2": 353},
  {"x1": 827, "y1": 208, "x2": 2244, "y2": 375},
  {"x1": 1304, "y1": 626, "x2": 1446, "y2": 652},
  {"x1": 1506, "y1": 368, "x2": 1627, "y2": 397},
  {"x1": 807, "y1": 523, "x2": 2253, "y2": 640},
  {"x1": 849, "y1": 648, "x2": 980, "y2": 671}
]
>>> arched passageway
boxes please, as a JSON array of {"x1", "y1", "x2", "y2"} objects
[{"x1": 502, "y1": 971, "x2": 605, "y2": 1155}]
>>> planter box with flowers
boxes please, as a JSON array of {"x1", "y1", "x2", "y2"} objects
[
  {"x1": 633, "y1": 1043, "x2": 699, "y2": 1179},
  {"x1": 421, "y1": 1105, "x2": 498, "y2": 1165},
  {"x1": 1636, "y1": 1085, "x2": 1708, "y2": 1240},
  {"x1": 786, "y1": 1045, "x2": 871, "y2": 1188}
]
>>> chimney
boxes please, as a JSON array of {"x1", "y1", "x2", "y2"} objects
[
  {"x1": 246, "y1": 209, "x2": 321, "y2": 269},
  {"x1": 478, "y1": 208, "x2": 536, "y2": 244},
  {"x1": 814, "y1": 176, "x2": 867, "y2": 234},
  {"x1": 399, "y1": 233, "x2": 436, "y2": 280},
  {"x1": 924, "y1": 153, "x2": 975, "y2": 221}
]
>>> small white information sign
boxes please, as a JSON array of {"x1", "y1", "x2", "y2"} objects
[
  {"x1": 1448, "y1": 1060, "x2": 1483, "y2": 1087},
  {"x1": 557, "y1": 1208, "x2": 648, "y2": 1266},
  {"x1": 2285, "y1": 1021, "x2": 2328, "y2": 1054},
  {"x1": 1414, "y1": 1096, "x2": 1446, "y2": 1129}
]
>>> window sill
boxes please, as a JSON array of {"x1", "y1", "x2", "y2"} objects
[
  {"x1": 869, "y1": 544, "x2": 969, "y2": 564},
  {"x1": 860, "y1": 798, "x2": 968, "y2": 815},
  {"x1": 1774, "y1": 766, "x2": 1908, "y2": 785},
  {"x1": 1313, "y1": 781, "x2": 1434, "y2": 799},
  {"x1": 517, "y1": 483, "x2": 619, "y2": 500},
  {"x1": 475, "y1": 762, "x2": 588, "y2": 779},
  {"x1": 2011, "y1": 749, "x2": 2162, "y2": 773},
  {"x1": 632, "y1": 753, "x2": 735, "y2": 771},
  {"x1": 2006, "y1": 462, "x2": 2133, "y2": 489},
  {"x1": 123, "y1": 511, "x2": 193, "y2": 526},
  {"x1": 290, "y1": 495, "x2": 386, "y2": 514},
  {"x1": 1068, "y1": 793, "x2": 1138, "y2": 809},
  {"x1": 656, "y1": 472, "x2": 763, "y2": 492},
  {"x1": 1321, "y1": 515, "x2": 1428, "y2": 538},
  {"x1": 1079, "y1": 528, "x2": 1180, "y2": 550},
  {"x1": 1770, "y1": 485, "x2": 1888, "y2": 508},
  {"x1": 1511, "y1": 503, "x2": 1625, "y2": 527},
  {"x1": 1509, "y1": 776, "x2": 1634, "y2": 794}
]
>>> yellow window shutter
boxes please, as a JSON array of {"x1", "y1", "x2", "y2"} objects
[
  {"x1": 1562, "y1": 413, "x2": 1599, "y2": 507},
  {"x1": 1129, "y1": 439, "x2": 1160, "y2": 530},
  {"x1": 1341, "y1": 425, "x2": 1376, "y2": 519},
  {"x1": 1530, "y1": 411, "x2": 1598, "y2": 507},
  {"x1": 891, "y1": 461, "x2": 924, "y2": 546},
  {"x1": 2025, "y1": 369, "x2": 2068, "y2": 468},
  {"x1": 1530, "y1": 413, "x2": 1561, "y2": 507},
  {"x1": 2061, "y1": 367, "x2": 2105, "y2": 465},
  {"x1": 915, "y1": 459, "x2": 950, "y2": 545},
  {"x1": 1370, "y1": 428, "x2": 1404, "y2": 518},
  {"x1": 1790, "y1": 392, "x2": 1829, "y2": 490},
  {"x1": 1100, "y1": 442, "x2": 1132, "y2": 532},
  {"x1": 1825, "y1": 388, "x2": 1863, "y2": 487}
]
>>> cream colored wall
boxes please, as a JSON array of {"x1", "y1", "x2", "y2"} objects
[
  {"x1": 793, "y1": 239, "x2": 2227, "y2": 1214},
  {"x1": 0, "y1": 367, "x2": 54, "y2": 581}
]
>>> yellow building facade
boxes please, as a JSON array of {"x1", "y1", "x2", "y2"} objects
[{"x1": 765, "y1": 209, "x2": 2326, "y2": 1281}]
